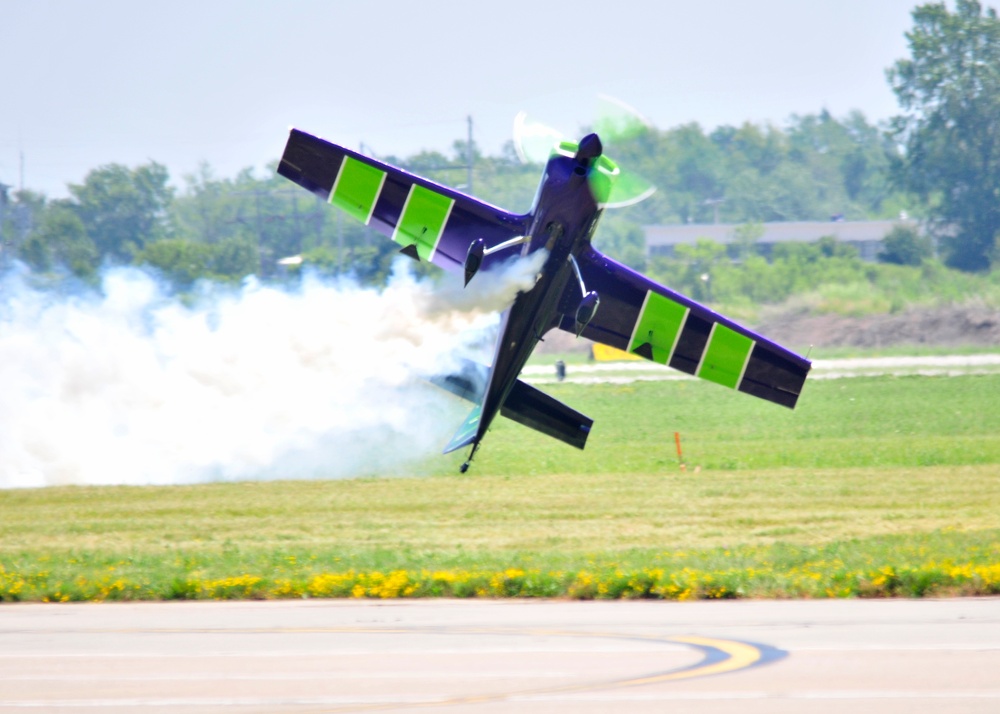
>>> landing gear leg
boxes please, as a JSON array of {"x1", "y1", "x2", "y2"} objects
[{"x1": 460, "y1": 442, "x2": 481, "y2": 474}]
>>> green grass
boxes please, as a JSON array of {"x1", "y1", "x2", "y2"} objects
[
  {"x1": 471, "y1": 374, "x2": 1000, "y2": 475},
  {"x1": 2, "y1": 374, "x2": 999, "y2": 601}
]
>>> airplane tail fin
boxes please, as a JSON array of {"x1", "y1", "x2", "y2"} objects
[
  {"x1": 443, "y1": 405, "x2": 482, "y2": 454},
  {"x1": 434, "y1": 359, "x2": 592, "y2": 452}
]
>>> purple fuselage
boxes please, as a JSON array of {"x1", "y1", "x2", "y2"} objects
[{"x1": 474, "y1": 149, "x2": 603, "y2": 447}]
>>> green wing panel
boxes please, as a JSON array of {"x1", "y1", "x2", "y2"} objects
[
  {"x1": 392, "y1": 184, "x2": 455, "y2": 262},
  {"x1": 329, "y1": 156, "x2": 386, "y2": 224},
  {"x1": 627, "y1": 290, "x2": 689, "y2": 365},
  {"x1": 697, "y1": 323, "x2": 755, "y2": 389}
]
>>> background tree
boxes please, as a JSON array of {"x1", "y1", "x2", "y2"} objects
[
  {"x1": 592, "y1": 217, "x2": 648, "y2": 271},
  {"x1": 2, "y1": 190, "x2": 43, "y2": 268},
  {"x1": 879, "y1": 224, "x2": 934, "y2": 265},
  {"x1": 6, "y1": 108, "x2": 919, "y2": 287},
  {"x1": 733, "y1": 221, "x2": 765, "y2": 260},
  {"x1": 68, "y1": 162, "x2": 173, "y2": 262},
  {"x1": 19, "y1": 200, "x2": 98, "y2": 278},
  {"x1": 888, "y1": 0, "x2": 1000, "y2": 271}
]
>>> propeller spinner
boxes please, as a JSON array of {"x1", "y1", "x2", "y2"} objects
[{"x1": 512, "y1": 96, "x2": 656, "y2": 209}]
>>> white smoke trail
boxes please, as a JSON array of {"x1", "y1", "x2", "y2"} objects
[{"x1": 0, "y1": 251, "x2": 546, "y2": 489}]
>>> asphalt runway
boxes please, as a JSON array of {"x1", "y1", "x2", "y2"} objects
[{"x1": 2, "y1": 598, "x2": 999, "y2": 713}]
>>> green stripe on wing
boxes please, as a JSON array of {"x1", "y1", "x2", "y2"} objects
[
  {"x1": 697, "y1": 323, "x2": 755, "y2": 389},
  {"x1": 329, "y1": 156, "x2": 386, "y2": 225},
  {"x1": 629, "y1": 289, "x2": 757, "y2": 392},
  {"x1": 628, "y1": 290, "x2": 689, "y2": 365},
  {"x1": 393, "y1": 184, "x2": 455, "y2": 262}
]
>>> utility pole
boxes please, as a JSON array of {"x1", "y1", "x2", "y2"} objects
[{"x1": 703, "y1": 197, "x2": 725, "y2": 224}]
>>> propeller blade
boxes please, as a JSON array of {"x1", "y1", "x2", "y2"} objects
[
  {"x1": 512, "y1": 111, "x2": 566, "y2": 165},
  {"x1": 512, "y1": 99, "x2": 657, "y2": 209},
  {"x1": 592, "y1": 94, "x2": 653, "y2": 143},
  {"x1": 604, "y1": 169, "x2": 656, "y2": 209},
  {"x1": 591, "y1": 95, "x2": 656, "y2": 208}
]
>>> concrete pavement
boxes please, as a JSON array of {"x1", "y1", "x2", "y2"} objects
[{"x1": 1, "y1": 597, "x2": 999, "y2": 712}]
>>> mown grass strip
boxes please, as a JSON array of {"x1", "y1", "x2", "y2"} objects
[
  {"x1": 2, "y1": 374, "x2": 999, "y2": 602},
  {"x1": 3, "y1": 529, "x2": 998, "y2": 602},
  {"x1": 3, "y1": 465, "x2": 1000, "y2": 556}
]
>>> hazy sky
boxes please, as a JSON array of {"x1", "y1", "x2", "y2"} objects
[{"x1": 2, "y1": 0, "x2": 922, "y2": 198}]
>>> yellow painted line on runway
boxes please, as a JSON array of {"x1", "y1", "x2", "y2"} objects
[
  {"x1": 28, "y1": 624, "x2": 783, "y2": 711},
  {"x1": 304, "y1": 631, "x2": 781, "y2": 712},
  {"x1": 647, "y1": 635, "x2": 764, "y2": 681}
]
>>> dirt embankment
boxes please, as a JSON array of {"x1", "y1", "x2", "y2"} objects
[
  {"x1": 537, "y1": 305, "x2": 1000, "y2": 354},
  {"x1": 755, "y1": 305, "x2": 1000, "y2": 350}
]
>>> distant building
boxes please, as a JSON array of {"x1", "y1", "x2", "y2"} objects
[{"x1": 644, "y1": 220, "x2": 919, "y2": 262}]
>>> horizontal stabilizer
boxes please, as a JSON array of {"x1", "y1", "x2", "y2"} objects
[
  {"x1": 501, "y1": 380, "x2": 593, "y2": 450},
  {"x1": 432, "y1": 360, "x2": 592, "y2": 450}
]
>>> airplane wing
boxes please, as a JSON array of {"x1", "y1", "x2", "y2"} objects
[
  {"x1": 559, "y1": 246, "x2": 811, "y2": 408},
  {"x1": 278, "y1": 129, "x2": 531, "y2": 271}
]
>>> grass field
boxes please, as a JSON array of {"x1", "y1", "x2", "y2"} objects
[{"x1": 2, "y1": 372, "x2": 999, "y2": 602}]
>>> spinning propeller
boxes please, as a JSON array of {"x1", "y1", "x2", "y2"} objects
[{"x1": 512, "y1": 95, "x2": 656, "y2": 209}]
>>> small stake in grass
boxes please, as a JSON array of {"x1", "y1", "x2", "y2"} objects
[{"x1": 675, "y1": 431, "x2": 686, "y2": 471}]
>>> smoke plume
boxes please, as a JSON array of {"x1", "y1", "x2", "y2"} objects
[{"x1": 0, "y1": 251, "x2": 546, "y2": 488}]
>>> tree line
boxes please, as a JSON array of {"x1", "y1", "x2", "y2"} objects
[
  {"x1": 1, "y1": 1, "x2": 997, "y2": 287},
  {"x1": 0, "y1": 110, "x2": 917, "y2": 288}
]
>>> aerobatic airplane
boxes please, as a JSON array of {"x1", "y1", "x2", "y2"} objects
[{"x1": 278, "y1": 124, "x2": 810, "y2": 472}]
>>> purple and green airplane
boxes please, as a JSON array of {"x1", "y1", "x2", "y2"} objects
[{"x1": 278, "y1": 127, "x2": 810, "y2": 472}]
